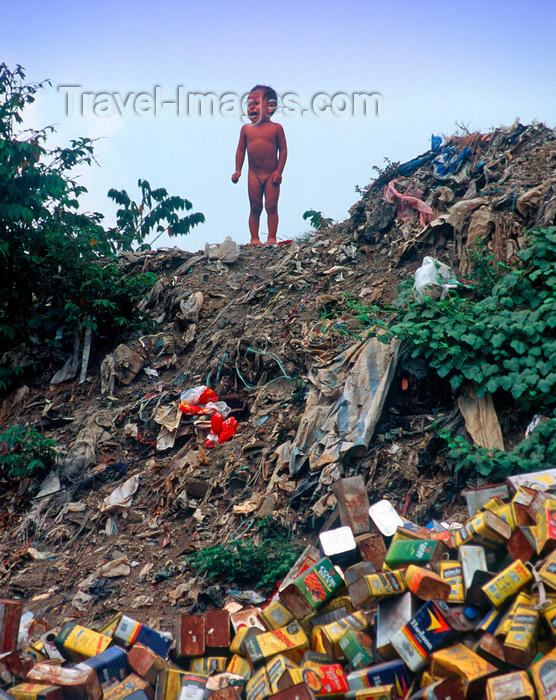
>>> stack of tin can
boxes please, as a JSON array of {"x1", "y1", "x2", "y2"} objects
[{"x1": 6, "y1": 469, "x2": 556, "y2": 699}]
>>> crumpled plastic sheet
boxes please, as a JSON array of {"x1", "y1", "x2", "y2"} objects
[
  {"x1": 289, "y1": 337, "x2": 400, "y2": 474},
  {"x1": 433, "y1": 145, "x2": 472, "y2": 180},
  {"x1": 383, "y1": 180, "x2": 435, "y2": 228}
]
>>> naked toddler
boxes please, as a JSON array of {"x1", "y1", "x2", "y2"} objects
[{"x1": 231, "y1": 85, "x2": 287, "y2": 245}]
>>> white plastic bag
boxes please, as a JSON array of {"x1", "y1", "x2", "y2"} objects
[{"x1": 413, "y1": 256, "x2": 461, "y2": 302}]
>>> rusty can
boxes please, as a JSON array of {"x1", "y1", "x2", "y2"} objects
[
  {"x1": 355, "y1": 533, "x2": 387, "y2": 570},
  {"x1": 0, "y1": 600, "x2": 22, "y2": 654},
  {"x1": 453, "y1": 510, "x2": 511, "y2": 549},
  {"x1": 429, "y1": 643, "x2": 496, "y2": 697},
  {"x1": 404, "y1": 565, "x2": 451, "y2": 601},
  {"x1": 506, "y1": 526, "x2": 537, "y2": 563},
  {"x1": 260, "y1": 599, "x2": 294, "y2": 631},
  {"x1": 331, "y1": 476, "x2": 371, "y2": 535},
  {"x1": 206, "y1": 610, "x2": 231, "y2": 649},
  {"x1": 176, "y1": 615, "x2": 205, "y2": 659}
]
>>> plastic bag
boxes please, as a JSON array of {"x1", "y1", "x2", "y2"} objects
[
  {"x1": 180, "y1": 385, "x2": 218, "y2": 405},
  {"x1": 413, "y1": 256, "x2": 461, "y2": 302}
]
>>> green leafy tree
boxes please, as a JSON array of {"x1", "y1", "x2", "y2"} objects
[
  {"x1": 0, "y1": 63, "x2": 204, "y2": 392},
  {"x1": 108, "y1": 179, "x2": 205, "y2": 251}
]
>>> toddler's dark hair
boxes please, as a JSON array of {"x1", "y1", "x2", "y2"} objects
[{"x1": 250, "y1": 85, "x2": 278, "y2": 104}]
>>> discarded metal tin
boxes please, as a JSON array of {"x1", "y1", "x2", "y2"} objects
[
  {"x1": 384, "y1": 539, "x2": 445, "y2": 569},
  {"x1": 406, "y1": 678, "x2": 465, "y2": 700},
  {"x1": 113, "y1": 615, "x2": 172, "y2": 658},
  {"x1": 368, "y1": 500, "x2": 404, "y2": 537},
  {"x1": 404, "y1": 564, "x2": 451, "y2": 601},
  {"x1": 391, "y1": 600, "x2": 458, "y2": 671},
  {"x1": 481, "y1": 610, "x2": 508, "y2": 637},
  {"x1": 260, "y1": 599, "x2": 294, "y2": 631},
  {"x1": 26, "y1": 662, "x2": 103, "y2": 700},
  {"x1": 473, "y1": 632, "x2": 506, "y2": 668},
  {"x1": 537, "y1": 547, "x2": 556, "y2": 589},
  {"x1": 463, "y1": 484, "x2": 510, "y2": 517},
  {"x1": 54, "y1": 622, "x2": 112, "y2": 663},
  {"x1": 344, "y1": 562, "x2": 376, "y2": 587},
  {"x1": 485, "y1": 670, "x2": 535, "y2": 700},
  {"x1": 78, "y1": 645, "x2": 130, "y2": 688},
  {"x1": 536, "y1": 499, "x2": 556, "y2": 555},
  {"x1": 127, "y1": 642, "x2": 170, "y2": 686},
  {"x1": 353, "y1": 570, "x2": 406, "y2": 607},
  {"x1": 229, "y1": 608, "x2": 265, "y2": 634},
  {"x1": 452, "y1": 510, "x2": 511, "y2": 549},
  {"x1": 245, "y1": 667, "x2": 271, "y2": 700},
  {"x1": 176, "y1": 615, "x2": 205, "y2": 659},
  {"x1": 305, "y1": 597, "x2": 356, "y2": 635},
  {"x1": 319, "y1": 526, "x2": 358, "y2": 567},
  {"x1": 8, "y1": 684, "x2": 63, "y2": 700},
  {"x1": 278, "y1": 545, "x2": 322, "y2": 593},
  {"x1": 226, "y1": 654, "x2": 251, "y2": 680},
  {"x1": 376, "y1": 591, "x2": 416, "y2": 661},
  {"x1": 244, "y1": 620, "x2": 309, "y2": 666},
  {"x1": 278, "y1": 664, "x2": 349, "y2": 697},
  {"x1": 530, "y1": 646, "x2": 556, "y2": 699},
  {"x1": 506, "y1": 525, "x2": 537, "y2": 563},
  {"x1": 354, "y1": 533, "x2": 387, "y2": 570},
  {"x1": 480, "y1": 559, "x2": 532, "y2": 607},
  {"x1": 102, "y1": 673, "x2": 154, "y2": 700},
  {"x1": 429, "y1": 643, "x2": 496, "y2": 697},
  {"x1": 319, "y1": 611, "x2": 368, "y2": 659},
  {"x1": 502, "y1": 605, "x2": 539, "y2": 668},
  {"x1": 457, "y1": 544, "x2": 488, "y2": 592},
  {"x1": 0, "y1": 599, "x2": 22, "y2": 654},
  {"x1": 465, "y1": 569, "x2": 494, "y2": 608},
  {"x1": 268, "y1": 683, "x2": 315, "y2": 699},
  {"x1": 280, "y1": 558, "x2": 345, "y2": 619},
  {"x1": 266, "y1": 654, "x2": 298, "y2": 692},
  {"x1": 189, "y1": 656, "x2": 227, "y2": 674},
  {"x1": 205, "y1": 609, "x2": 231, "y2": 648},
  {"x1": 506, "y1": 467, "x2": 556, "y2": 492},
  {"x1": 437, "y1": 561, "x2": 465, "y2": 604},
  {"x1": 338, "y1": 629, "x2": 374, "y2": 670},
  {"x1": 331, "y1": 476, "x2": 371, "y2": 535},
  {"x1": 302, "y1": 651, "x2": 332, "y2": 668},
  {"x1": 346, "y1": 659, "x2": 412, "y2": 697},
  {"x1": 494, "y1": 591, "x2": 531, "y2": 640}
]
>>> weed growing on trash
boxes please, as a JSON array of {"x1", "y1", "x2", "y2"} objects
[
  {"x1": 302, "y1": 209, "x2": 334, "y2": 232},
  {"x1": 0, "y1": 425, "x2": 58, "y2": 478},
  {"x1": 441, "y1": 417, "x2": 556, "y2": 479},
  {"x1": 186, "y1": 521, "x2": 302, "y2": 590},
  {"x1": 380, "y1": 226, "x2": 556, "y2": 412}
]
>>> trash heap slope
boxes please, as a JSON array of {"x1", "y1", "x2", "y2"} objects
[{"x1": 0, "y1": 119, "x2": 555, "y2": 632}]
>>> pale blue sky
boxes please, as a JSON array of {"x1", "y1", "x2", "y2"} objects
[{"x1": 4, "y1": 0, "x2": 556, "y2": 251}]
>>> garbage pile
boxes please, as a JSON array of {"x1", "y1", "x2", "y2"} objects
[
  {"x1": 4, "y1": 469, "x2": 556, "y2": 698},
  {"x1": 350, "y1": 120, "x2": 556, "y2": 273},
  {"x1": 1, "y1": 119, "x2": 556, "y2": 689}
]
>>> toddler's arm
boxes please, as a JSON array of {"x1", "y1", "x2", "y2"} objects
[
  {"x1": 232, "y1": 125, "x2": 247, "y2": 182},
  {"x1": 272, "y1": 124, "x2": 287, "y2": 184}
]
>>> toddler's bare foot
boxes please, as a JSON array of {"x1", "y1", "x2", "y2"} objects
[
  {"x1": 249, "y1": 238, "x2": 264, "y2": 246},
  {"x1": 267, "y1": 237, "x2": 277, "y2": 245}
]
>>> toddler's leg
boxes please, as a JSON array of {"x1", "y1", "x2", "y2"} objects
[
  {"x1": 247, "y1": 172, "x2": 264, "y2": 245},
  {"x1": 265, "y1": 181, "x2": 280, "y2": 244}
]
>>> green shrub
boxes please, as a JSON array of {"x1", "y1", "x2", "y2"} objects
[{"x1": 0, "y1": 425, "x2": 58, "y2": 477}]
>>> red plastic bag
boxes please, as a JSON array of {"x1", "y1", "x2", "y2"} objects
[{"x1": 218, "y1": 417, "x2": 238, "y2": 444}]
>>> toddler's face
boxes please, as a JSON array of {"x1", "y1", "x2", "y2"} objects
[{"x1": 246, "y1": 90, "x2": 276, "y2": 122}]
